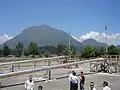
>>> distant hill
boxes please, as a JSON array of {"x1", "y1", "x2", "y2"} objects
[
  {"x1": 3, "y1": 25, "x2": 83, "y2": 51},
  {"x1": 117, "y1": 45, "x2": 120, "y2": 48},
  {"x1": 82, "y1": 39, "x2": 106, "y2": 48}
]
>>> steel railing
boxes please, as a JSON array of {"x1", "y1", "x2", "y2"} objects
[{"x1": 0, "y1": 58, "x2": 104, "y2": 78}]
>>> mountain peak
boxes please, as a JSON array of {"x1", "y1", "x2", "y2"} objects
[
  {"x1": 40, "y1": 24, "x2": 51, "y2": 27},
  {"x1": 83, "y1": 39, "x2": 97, "y2": 43},
  {"x1": 22, "y1": 25, "x2": 55, "y2": 33},
  {"x1": 83, "y1": 39, "x2": 106, "y2": 47},
  {"x1": 29, "y1": 25, "x2": 53, "y2": 29},
  {"x1": 4, "y1": 25, "x2": 82, "y2": 50},
  {"x1": 39, "y1": 25, "x2": 55, "y2": 29}
]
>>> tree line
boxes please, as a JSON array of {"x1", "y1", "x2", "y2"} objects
[
  {"x1": 0, "y1": 42, "x2": 120, "y2": 58},
  {"x1": 81, "y1": 45, "x2": 120, "y2": 58},
  {"x1": 0, "y1": 42, "x2": 76, "y2": 57}
]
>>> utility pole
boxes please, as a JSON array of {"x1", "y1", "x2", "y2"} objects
[
  {"x1": 68, "y1": 31, "x2": 71, "y2": 60},
  {"x1": 105, "y1": 25, "x2": 108, "y2": 54},
  {"x1": 104, "y1": 25, "x2": 108, "y2": 72}
]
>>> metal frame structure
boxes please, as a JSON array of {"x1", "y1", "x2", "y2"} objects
[
  {"x1": 0, "y1": 58, "x2": 103, "y2": 78},
  {"x1": 0, "y1": 56, "x2": 65, "y2": 66},
  {"x1": 0, "y1": 56, "x2": 66, "y2": 72}
]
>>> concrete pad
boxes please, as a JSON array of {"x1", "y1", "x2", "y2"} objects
[{"x1": 1, "y1": 73, "x2": 120, "y2": 90}]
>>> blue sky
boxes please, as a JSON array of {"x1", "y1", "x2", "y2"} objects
[{"x1": 0, "y1": 0, "x2": 120, "y2": 45}]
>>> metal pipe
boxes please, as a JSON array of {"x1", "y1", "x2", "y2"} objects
[
  {"x1": 0, "y1": 58, "x2": 103, "y2": 78},
  {"x1": 0, "y1": 56, "x2": 66, "y2": 66}
]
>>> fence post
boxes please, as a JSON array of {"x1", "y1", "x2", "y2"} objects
[
  {"x1": 11, "y1": 65, "x2": 14, "y2": 72},
  {"x1": 115, "y1": 55, "x2": 118, "y2": 73},
  {"x1": 48, "y1": 60, "x2": 51, "y2": 80},
  {"x1": 48, "y1": 69, "x2": 51, "y2": 80},
  {"x1": 34, "y1": 61, "x2": 36, "y2": 68},
  {"x1": 118, "y1": 63, "x2": 120, "y2": 73},
  {"x1": 18, "y1": 63, "x2": 20, "y2": 69},
  {"x1": 96, "y1": 63, "x2": 98, "y2": 72},
  {"x1": 0, "y1": 82, "x2": 1, "y2": 88},
  {"x1": 90, "y1": 63, "x2": 92, "y2": 72}
]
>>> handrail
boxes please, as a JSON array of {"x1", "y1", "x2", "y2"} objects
[
  {"x1": 0, "y1": 56, "x2": 66, "y2": 66},
  {"x1": 0, "y1": 58, "x2": 104, "y2": 78}
]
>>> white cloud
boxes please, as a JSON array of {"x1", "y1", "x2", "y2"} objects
[
  {"x1": 73, "y1": 31, "x2": 120, "y2": 45},
  {"x1": 0, "y1": 34, "x2": 13, "y2": 45},
  {"x1": 80, "y1": 31, "x2": 100, "y2": 40}
]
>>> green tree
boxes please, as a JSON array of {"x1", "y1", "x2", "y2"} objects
[
  {"x1": 100, "y1": 46, "x2": 105, "y2": 55},
  {"x1": 0, "y1": 48, "x2": 2, "y2": 57},
  {"x1": 81, "y1": 46, "x2": 100, "y2": 58},
  {"x1": 108, "y1": 45, "x2": 119, "y2": 55},
  {"x1": 62, "y1": 46, "x2": 69, "y2": 55},
  {"x1": 57, "y1": 44, "x2": 63, "y2": 55},
  {"x1": 28, "y1": 42, "x2": 39, "y2": 57},
  {"x1": 3, "y1": 44, "x2": 10, "y2": 57},
  {"x1": 119, "y1": 48, "x2": 120, "y2": 55},
  {"x1": 70, "y1": 46, "x2": 76, "y2": 55},
  {"x1": 24, "y1": 48, "x2": 30, "y2": 57},
  {"x1": 9, "y1": 48, "x2": 14, "y2": 56},
  {"x1": 57, "y1": 44, "x2": 69, "y2": 55},
  {"x1": 93, "y1": 47, "x2": 100, "y2": 57},
  {"x1": 40, "y1": 45, "x2": 57, "y2": 54},
  {"x1": 15, "y1": 42, "x2": 23, "y2": 57},
  {"x1": 57, "y1": 44, "x2": 77, "y2": 56},
  {"x1": 81, "y1": 46, "x2": 92, "y2": 58},
  {"x1": 44, "y1": 50, "x2": 49, "y2": 57}
]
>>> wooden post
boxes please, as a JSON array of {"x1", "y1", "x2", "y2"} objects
[
  {"x1": 18, "y1": 63, "x2": 20, "y2": 69},
  {"x1": 119, "y1": 55, "x2": 120, "y2": 61},
  {"x1": 90, "y1": 63, "x2": 92, "y2": 72},
  {"x1": 11, "y1": 65, "x2": 14, "y2": 72},
  {"x1": 45, "y1": 60, "x2": 47, "y2": 65},
  {"x1": 119, "y1": 66, "x2": 120, "y2": 73},
  {"x1": 34, "y1": 61, "x2": 36, "y2": 68},
  {"x1": 108, "y1": 62, "x2": 111, "y2": 74},
  {"x1": 119, "y1": 55, "x2": 120, "y2": 73},
  {"x1": 48, "y1": 60, "x2": 51, "y2": 80},
  {"x1": 75, "y1": 55, "x2": 77, "y2": 60},
  {"x1": 57, "y1": 59, "x2": 60, "y2": 64},
  {"x1": 114, "y1": 63, "x2": 117, "y2": 73},
  {"x1": 103, "y1": 55, "x2": 106, "y2": 71},
  {"x1": 75, "y1": 64, "x2": 78, "y2": 68},
  {"x1": 96, "y1": 63, "x2": 98, "y2": 72},
  {"x1": 118, "y1": 62, "x2": 120, "y2": 73},
  {"x1": 115, "y1": 55, "x2": 118, "y2": 73},
  {"x1": 110, "y1": 55, "x2": 111, "y2": 63},
  {"x1": 119, "y1": 55, "x2": 120, "y2": 62},
  {"x1": 0, "y1": 82, "x2": 2, "y2": 88},
  {"x1": 48, "y1": 69, "x2": 51, "y2": 80},
  {"x1": 108, "y1": 55, "x2": 111, "y2": 73}
]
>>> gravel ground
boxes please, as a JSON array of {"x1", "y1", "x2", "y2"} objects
[
  {"x1": 1, "y1": 73, "x2": 120, "y2": 90},
  {"x1": 1, "y1": 62, "x2": 120, "y2": 90}
]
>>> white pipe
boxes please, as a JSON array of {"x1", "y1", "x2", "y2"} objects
[
  {"x1": 0, "y1": 56, "x2": 66, "y2": 66},
  {"x1": 0, "y1": 58, "x2": 104, "y2": 78}
]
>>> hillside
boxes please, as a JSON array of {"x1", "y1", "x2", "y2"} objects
[
  {"x1": 4, "y1": 25, "x2": 83, "y2": 50},
  {"x1": 83, "y1": 39, "x2": 106, "y2": 48},
  {"x1": 117, "y1": 45, "x2": 120, "y2": 48}
]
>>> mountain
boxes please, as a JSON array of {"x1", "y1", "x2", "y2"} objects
[
  {"x1": 82, "y1": 39, "x2": 106, "y2": 48},
  {"x1": 117, "y1": 45, "x2": 120, "y2": 48},
  {"x1": 4, "y1": 25, "x2": 83, "y2": 50}
]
